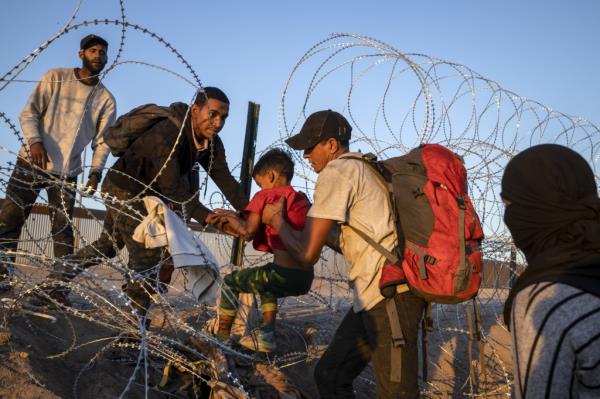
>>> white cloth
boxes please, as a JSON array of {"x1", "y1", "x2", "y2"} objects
[
  {"x1": 19, "y1": 68, "x2": 116, "y2": 177},
  {"x1": 307, "y1": 152, "x2": 397, "y2": 312},
  {"x1": 132, "y1": 196, "x2": 219, "y2": 304}
]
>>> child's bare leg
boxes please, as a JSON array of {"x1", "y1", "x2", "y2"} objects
[
  {"x1": 217, "y1": 272, "x2": 241, "y2": 338},
  {"x1": 262, "y1": 310, "x2": 276, "y2": 331},
  {"x1": 217, "y1": 314, "x2": 235, "y2": 336},
  {"x1": 260, "y1": 295, "x2": 277, "y2": 332}
]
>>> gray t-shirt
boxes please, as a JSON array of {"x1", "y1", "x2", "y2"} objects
[{"x1": 308, "y1": 152, "x2": 397, "y2": 312}]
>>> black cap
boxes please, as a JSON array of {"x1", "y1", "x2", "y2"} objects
[
  {"x1": 80, "y1": 34, "x2": 108, "y2": 50},
  {"x1": 285, "y1": 110, "x2": 352, "y2": 151}
]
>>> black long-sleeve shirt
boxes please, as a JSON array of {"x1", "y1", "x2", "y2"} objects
[{"x1": 107, "y1": 103, "x2": 247, "y2": 223}]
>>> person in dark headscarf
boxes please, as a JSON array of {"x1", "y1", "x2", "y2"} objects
[{"x1": 502, "y1": 144, "x2": 600, "y2": 398}]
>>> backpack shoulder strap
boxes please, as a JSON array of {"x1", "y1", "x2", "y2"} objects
[
  {"x1": 345, "y1": 224, "x2": 399, "y2": 265},
  {"x1": 139, "y1": 104, "x2": 183, "y2": 129},
  {"x1": 106, "y1": 104, "x2": 184, "y2": 156},
  {"x1": 339, "y1": 155, "x2": 400, "y2": 265},
  {"x1": 341, "y1": 155, "x2": 391, "y2": 193},
  {"x1": 386, "y1": 297, "x2": 404, "y2": 383},
  {"x1": 116, "y1": 103, "x2": 183, "y2": 129}
]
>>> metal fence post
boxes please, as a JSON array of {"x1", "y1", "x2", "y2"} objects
[{"x1": 230, "y1": 101, "x2": 260, "y2": 337}]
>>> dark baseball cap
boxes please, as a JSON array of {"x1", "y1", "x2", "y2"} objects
[
  {"x1": 285, "y1": 110, "x2": 352, "y2": 151},
  {"x1": 80, "y1": 34, "x2": 108, "y2": 50}
]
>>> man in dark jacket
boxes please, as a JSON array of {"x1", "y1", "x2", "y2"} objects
[{"x1": 41, "y1": 87, "x2": 246, "y2": 315}]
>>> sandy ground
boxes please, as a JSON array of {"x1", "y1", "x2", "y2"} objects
[{"x1": 0, "y1": 264, "x2": 513, "y2": 399}]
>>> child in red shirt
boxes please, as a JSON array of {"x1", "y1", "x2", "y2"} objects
[{"x1": 215, "y1": 148, "x2": 312, "y2": 352}]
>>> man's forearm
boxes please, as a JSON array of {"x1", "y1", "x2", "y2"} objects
[
  {"x1": 89, "y1": 142, "x2": 111, "y2": 176},
  {"x1": 19, "y1": 75, "x2": 49, "y2": 146},
  {"x1": 20, "y1": 115, "x2": 42, "y2": 146},
  {"x1": 190, "y1": 201, "x2": 212, "y2": 225},
  {"x1": 205, "y1": 137, "x2": 248, "y2": 211}
]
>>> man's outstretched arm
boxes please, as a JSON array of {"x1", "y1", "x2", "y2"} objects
[
  {"x1": 201, "y1": 136, "x2": 247, "y2": 211},
  {"x1": 263, "y1": 196, "x2": 335, "y2": 265}
]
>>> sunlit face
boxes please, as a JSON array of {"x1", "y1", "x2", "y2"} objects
[
  {"x1": 79, "y1": 44, "x2": 108, "y2": 74},
  {"x1": 303, "y1": 139, "x2": 334, "y2": 173},
  {"x1": 191, "y1": 99, "x2": 229, "y2": 140}
]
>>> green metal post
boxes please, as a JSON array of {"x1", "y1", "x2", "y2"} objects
[{"x1": 230, "y1": 102, "x2": 260, "y2": 266}]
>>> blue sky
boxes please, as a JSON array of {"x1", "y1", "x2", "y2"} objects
[{"x1": 1, "y1": 0, "x2": 599, "y2": 208}]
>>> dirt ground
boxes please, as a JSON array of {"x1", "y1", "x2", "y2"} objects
[{"x1": 0, "y1": 267, "x2": 513, "y2": 399}]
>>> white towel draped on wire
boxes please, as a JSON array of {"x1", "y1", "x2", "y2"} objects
[{"x1": 132, "y1": 196, "x2": 219, "y2": 305}]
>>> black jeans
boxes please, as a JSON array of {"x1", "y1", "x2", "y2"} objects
[
  {"x1": 314, "y1": 290, "x2": 426, "y2": 399},
  {"x1": 0, "y1": 159, "x2": 76, "y2": 261}
]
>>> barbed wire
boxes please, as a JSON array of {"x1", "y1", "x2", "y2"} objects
[
  {"x1": 0, "y1": 1, "x2": 280, "y2": 398},
  {"x1": 276, "y1": 32, "x2": 600, "y2": 397},
  {"x1": 1, "y1": 3, "x2": 599, "y2": 398}
]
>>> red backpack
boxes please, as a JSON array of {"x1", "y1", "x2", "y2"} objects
[{"x1": 347, "y1": 144, "x2": 484, "y2": 304}]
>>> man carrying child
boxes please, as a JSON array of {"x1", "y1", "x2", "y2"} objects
[
  {"x1": 261, "y1": 110, "x2": 426, "y2": 398},
  {"x1": 213, "y1": 148, "x2": 313, "y2": 352}
]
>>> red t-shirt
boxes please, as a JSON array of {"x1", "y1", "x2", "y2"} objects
[{"x1": 243, "y1": 186, "x2": 311, "y2": 253}]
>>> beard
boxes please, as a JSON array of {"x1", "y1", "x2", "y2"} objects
[{"x1": 81, "y1": 57, "x2": 106, "y2": 75}]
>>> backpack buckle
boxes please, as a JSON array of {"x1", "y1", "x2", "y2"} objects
[
  {"x1": 413, "y1": 187, "x2": 425, "y2": 198},
  {"x1": 466, "y1": 243, "x2": 480, "y2": 255},
  {"x1": 456, "y1": 196, "x2": 466, "y2": 209},
  {"x1": 363, "y1": 152, "x2": 378, "y2": 162},
  {"x1": 424, "y1": 254, "x2": 437, "y2": 265}
]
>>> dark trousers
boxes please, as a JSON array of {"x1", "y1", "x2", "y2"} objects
[
  {"x1": 53, "y1": 177, "x2": 162, "y2": 315},
  {"x1": 0, "y1": 159, "x2": 76, "y2": 261},
  {"x1": 314, "y1": 290, "x2": 426, "y2": 399}
]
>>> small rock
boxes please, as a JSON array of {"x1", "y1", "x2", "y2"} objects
[
  {"x1": 304, "y1": 327, "x2": 317, "y2": 343},
  {"x1": 0, "y1": 331, "x2": 11, "y2": 345}
]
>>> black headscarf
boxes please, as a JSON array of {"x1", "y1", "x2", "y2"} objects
[{"x1": 502, "y1": 144, "x2": 600, "y2": 326}]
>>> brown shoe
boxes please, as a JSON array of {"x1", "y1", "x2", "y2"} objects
[{"x1": 0, "y1": 263, "x2": 12, "y2": 293}]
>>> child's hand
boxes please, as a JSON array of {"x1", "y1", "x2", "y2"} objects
[
  {"x1": 220, "y1": 215, "x2": 250, "y2": 239},
  {"x1": 262, "y1": 196, "x2": 286, "y2": 225},
  {"x1": 206, "y1": 213, "x2": 249, "y2": 238},
  {"x1": 205, "y1": 212, "x2": 222, "y2": 226},
  {"x1": 214, "y1": 208, "x2": 240, "y2": 217},
  {"x1": 205, "y1": 213, "x2": 230, "y2": 233}
]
